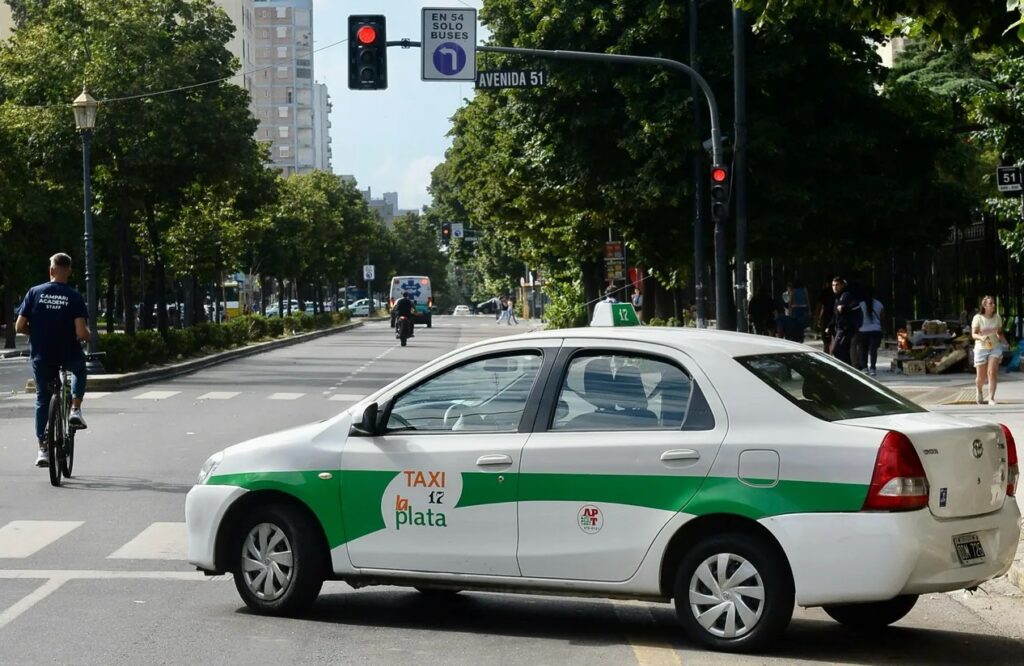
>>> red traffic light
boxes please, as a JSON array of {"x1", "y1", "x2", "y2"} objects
[
  {"x1": 356, "y1": 25, "x2": 378, "y2": 44},
  {"x1": 711, "y1": 167, "x2": 729, "y2": 183}
]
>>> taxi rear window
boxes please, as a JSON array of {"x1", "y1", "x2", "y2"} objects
[{"x1": 736, "y1": 352, "x2": 925, "y2": 422}]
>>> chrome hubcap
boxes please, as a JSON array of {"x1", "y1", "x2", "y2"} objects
[
  {"x1": 241, "y1": 523, "x2": 294, "y2": 601},
  {"x1": 688, "y1": 552, "x2": 765, "y2": 639}
]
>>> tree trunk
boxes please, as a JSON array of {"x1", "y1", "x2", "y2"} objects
[
  {"x1": 117, "y1": 212, "x2": 136, "y2": 335},
  {"x1": 105, "y1": 257, "x2": 117, "y2": 334},
  {"x1": 2, "y1": 280, "x2": 15, "y2": 349},
  {"x1": 143, "y1": 204, "x2": 170, "y2": 336}
]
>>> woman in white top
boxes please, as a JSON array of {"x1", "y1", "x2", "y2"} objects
[
  {"x1": 972, "y1": 295, "x2": 1008, "y2": 405},
  {"x1": 858, "y1": 288, "x2": 884, "y2": 376}
]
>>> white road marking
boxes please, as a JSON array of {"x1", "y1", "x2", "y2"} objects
[
  {"x1": 133, "y1": 391, "x2": 180, "y2": 400},
  {"x1": 196, "y1": 391, "x2": 240, "y2": 400},
  {"x1": 85, "y1": 392, "x2": 111, "y2": 399},
  {"x1": 0, "y1": 569, "x2": 229, "y2": 581},
  {"x1": 0, "y1": 577, "x2": 68, "y2": 630},
  {"x1": 0, "y1": 521, "x2": 84, "y2": 558},
  {"x1": 329, "y1": 394, "x2": 365, "y2": 402},
  {"x1": 268, "y1": 392, "x2": 304, "y2": 400},
  {"x1": 10, "y1": 394, "x2": 34, "y2": 400},
  {"x1": 107, "y1": 522, "x2": 188, "y2": 560}
]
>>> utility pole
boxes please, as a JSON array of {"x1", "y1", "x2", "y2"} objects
[
  {"x1": 733, "y1": 5, "x2": 749, "y2": 333},
  {"x1": 689, "y1": 0, "x2": 707, "y2": 329}
]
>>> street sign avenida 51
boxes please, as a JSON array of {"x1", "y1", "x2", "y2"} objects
[{"x1": 997, "y1": 165, "x2": 1022, "y2": 193}]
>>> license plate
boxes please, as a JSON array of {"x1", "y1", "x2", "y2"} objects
[{"x1": 953, "y1": 533, "x2": 986, "y2": 566}]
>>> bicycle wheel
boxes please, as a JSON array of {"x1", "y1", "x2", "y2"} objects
[
  {"x1": 46, "y1": 395, "x2": 61, "y2": 487},
  {"x1": 61, "y1": 428, "x2": 75, "y2": 479}
]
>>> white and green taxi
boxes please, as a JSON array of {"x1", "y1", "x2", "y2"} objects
[{"x1": 186, "y1": 325, "x2": 1020, "y2": 652}]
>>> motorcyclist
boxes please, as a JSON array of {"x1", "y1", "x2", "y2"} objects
[{"x1": 392, "y1": 291, "x2": 415, "y2": 338}]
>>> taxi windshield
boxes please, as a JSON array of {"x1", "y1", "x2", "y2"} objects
[{"x1": 736, "y1": 352, "x2": 925, "y2": 422}]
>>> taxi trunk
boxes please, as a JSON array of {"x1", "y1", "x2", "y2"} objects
[{"x1": 848, "y1": 413, "x2": 1010, "y2": 519}]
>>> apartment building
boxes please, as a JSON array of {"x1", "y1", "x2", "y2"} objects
[
  {"x1": 214, "y1": 0, "x2": 256, "y2": 94},
  {"x1": 251, "y1": 0, "x2": 316, "y2": 177},
  {"x1": 312, "y1": 82, "x2": 333, "y2": 171},
  {"x1": 0, "y1": 3, "x2": 13, "y2": 40}
]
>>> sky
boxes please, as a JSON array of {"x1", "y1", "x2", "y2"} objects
[{"x1": 311, "y1": 0, "x2": 487, "y2": 211}]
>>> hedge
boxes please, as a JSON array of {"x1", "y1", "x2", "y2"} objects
[{"x1": 97, "y1": 311, "x2": 352, "y2": 374}]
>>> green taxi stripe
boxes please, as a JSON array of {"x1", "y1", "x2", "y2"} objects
[{"x1": 209, "y1": 470, "x2": 869, "y2": 548}]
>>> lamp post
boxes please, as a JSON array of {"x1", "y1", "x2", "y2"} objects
[{"x1": 72, "y1": 88, "x2": 104, "y2": 373}]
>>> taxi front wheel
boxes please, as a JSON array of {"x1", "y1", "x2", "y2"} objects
[
  {"x1": 673, "y1": 533, "x2": 794, "y2": 653},
  {"x1": 232, "y1": 504, "x2": 326, "y2": 616},
  {"x1": 822, "y1": 595, "x2": 918, "y2": 629}
]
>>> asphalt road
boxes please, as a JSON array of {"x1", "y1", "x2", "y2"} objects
[{"x1": 1, "y1": 317, "x2": 1023, "y2": 665}]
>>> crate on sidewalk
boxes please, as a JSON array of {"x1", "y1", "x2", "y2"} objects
[{"x1": 903, "y1": 359, "x2": 927, "y2": 375}]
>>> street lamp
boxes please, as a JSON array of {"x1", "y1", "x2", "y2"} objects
[{"x1": 72, "y1": 88, "x2": 105, "y2": 373}]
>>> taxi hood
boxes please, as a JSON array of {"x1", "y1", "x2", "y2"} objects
[{"x1": 215, "y1": 411, "x2": 352, "y2": 477}]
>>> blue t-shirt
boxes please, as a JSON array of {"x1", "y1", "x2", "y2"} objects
[{"x1": 17, "y1": 282, "x2": 89, "y2": 363}]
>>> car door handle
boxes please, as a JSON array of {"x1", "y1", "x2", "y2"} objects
[
  {"x1": 661, "y1": 449, "x2": 700, "y2": 462},
  {"x1": 476, "y1": 454, "x2": 513, "y2": 466}
]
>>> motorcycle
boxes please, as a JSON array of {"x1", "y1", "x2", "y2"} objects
[{"x1": 395, "y1": 314, "x2": 412, "y2": 346}]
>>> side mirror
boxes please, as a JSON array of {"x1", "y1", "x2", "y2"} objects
[{"x1": 351, "y1": 402, "x2": 380, "y2": 436}]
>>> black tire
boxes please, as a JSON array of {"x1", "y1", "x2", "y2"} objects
[
  {"x1": 673, "y1": 532, "x2": 794, "y2": 653},
  {"x1": 231, "y1": 503, "x2": 326, "y2": 616},
  {"x1": 822, "y1": 595, "x2": 918, "y2": 629},
  {"x1": 46, "y1": 396, "x2": 61, "y2": 487},
  {"x1": 61, "y1": 429, "x2": 75, "y2": 479}
]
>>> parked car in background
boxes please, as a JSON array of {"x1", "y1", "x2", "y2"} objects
[
  {"x1": 452, "y1": 305, "x2": 472, "y2": 316},
  {"x1": 340, "y1": 298, "x2": 381, "y2": 317}
]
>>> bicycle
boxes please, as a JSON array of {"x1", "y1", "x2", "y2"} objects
[{"x1": 44, "y1": 352, "x2": 104, "y2": 487}]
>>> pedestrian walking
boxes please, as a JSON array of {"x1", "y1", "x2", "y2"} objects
[
  {"x1": 829, "y1": 277, "x2": 860, "y2": 364},
  {"x1": 816, "y1": 280, "x2": 835, "y2": 356},
  {"x1": 972, "y1": 295, "x2": 1008, "y2": 405},
  {"x1": 497, "y1": 296, "x2": 511, "y2": 325},
  {"x1": 508, "y1": 296, "x2": 519, "y2": 325},
  {"x1": 858, "y1": 287, "x2": 884, "y2": 376}
]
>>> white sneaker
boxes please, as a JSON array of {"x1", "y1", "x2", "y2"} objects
[
  {"x1": 35, "y1": 449, "x2": 48, "y2": 467},
  {"x1": 988, "y1": 399, "x2": 998, "y2": 406},
  {"x1": 69, "y1": 409, "x2": 87, "y2": 429}
]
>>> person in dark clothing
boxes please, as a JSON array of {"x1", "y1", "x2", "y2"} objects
[
  {"x1": 15, "y1": 253, "x2": 91, "y2": 467},
  {"x1": 392, "y1": 291, "x2": 415, "y2": 337},
  {"x1": 817, "y1": 281, "x2": 835, "y2": 355},
  {"x1": 829, "y1": 277, "x2": 860, "y2": 364},
  {"x1": 747, "y1": 288, "x2": 775, "y2": 336}
]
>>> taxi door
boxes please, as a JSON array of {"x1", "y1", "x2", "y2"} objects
[
  {"x1": 516, "y1": 341, "x2": 728, "y2": 582},
  {"x1": 341, "y1": 343, "x2": 558, "y2": 576}
]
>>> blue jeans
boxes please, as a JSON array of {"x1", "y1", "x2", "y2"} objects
[{"x1": 33, "y1": 356, "x2": 87, "y2": 444}]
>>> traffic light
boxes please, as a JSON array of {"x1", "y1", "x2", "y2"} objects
[
  {"x1": 441, "y1": 222, "x2": 452, "y2": 245},
  {"x1": 348, "y1": 15, "x2": 387, "y2": 90},
  {"x1": 710, "y1": 164, "x2": 731, "y2": 223}
]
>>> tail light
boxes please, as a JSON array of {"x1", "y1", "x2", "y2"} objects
[
  {"x1": 862, "y1": 431, "x2": 929, "y2": 511},
  {"x1": 1000, "y1": 424, "x2": 1018, "y2": 497}
]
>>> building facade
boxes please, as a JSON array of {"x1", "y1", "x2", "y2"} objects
[
  {"x1": 312, "y1": 82, "x2": 333, "y2": 171},
  {"x1": 252, "y1": 0, "x2": 315, "y2": 176},
  {"x1": 214, "y1": 0, "x2": 256, "y2": 94},
  {"x1": 0, "y1": 3, "x2": 13, "y2": 40}
]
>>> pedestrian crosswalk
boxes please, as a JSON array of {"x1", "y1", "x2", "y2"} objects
[
  {"x1": 3, "y1": 390, "x2": 367, "y2": 404},
  {"x1": 0, "y1": 520, "x2": 189, "y2": 561}
]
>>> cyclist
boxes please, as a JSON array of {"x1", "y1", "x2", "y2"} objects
[
  {"x1": 392, "y1": 291, "x2": 416, "y2": 338},
  {"x1": 14, "y1": 253, "x2": 90, "y2": 467}
]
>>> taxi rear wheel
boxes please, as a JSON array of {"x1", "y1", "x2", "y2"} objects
[
  {"x1": 673, "y1": 533, "x2": 794, "y2": 653},
  {"x1": 232, "y1": 504, "x2": 325, "y2": 616},
  {"x1": 822, "y1": 595, "x2": 918, "y2": 629}
]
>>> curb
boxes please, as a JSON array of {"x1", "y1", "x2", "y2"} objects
[
  {"x1": 1008, "y1": 541, "x2": 1024, "y2": 593},
  {"x1": 0, "y1": 349, "x2": 27, "y2": 359},
  {"x1": 24, "y1": 321, "x2": 364, "y2": 393}
]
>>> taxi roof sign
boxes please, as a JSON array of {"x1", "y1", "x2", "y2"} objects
[{"x1": 591, "y1": 301, "x2": 640, "y2": 327}]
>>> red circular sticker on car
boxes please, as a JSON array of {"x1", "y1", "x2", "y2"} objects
[{"x1": 578, "y1": 505, "x2": 603, "y2": 534}]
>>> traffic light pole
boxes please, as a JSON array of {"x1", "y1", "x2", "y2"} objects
[
  {"x1": 390, "y1": 40, "x2": 726, "y2": 166},
  {"x1": 689, "y1": 0, "x2": 707, "y2": 329},
  {"x1": 733, "y1": 6, "x2": 749, "y2": 333}
]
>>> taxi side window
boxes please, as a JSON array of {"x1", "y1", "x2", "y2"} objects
[
  {"x1": 386, "y1": 352, "x2": 543, "y2": 433},
  {"x1": 551, "y1": 352, "x2": 714, "y2": 431}
]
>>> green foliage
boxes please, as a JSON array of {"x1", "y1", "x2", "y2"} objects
[
  {"x1": 542, "y1": 274, "x2": 586, "y2": 330},
  {"x1": 97, "y1": 312, "x2": 347, "y2": 373}
]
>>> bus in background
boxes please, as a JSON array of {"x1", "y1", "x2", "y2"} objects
[
  {"x1": 220, "y1": 277, "x2": 254, "y2": 319},
  {"x1": 389, "y1": 275, "x2": 433, "y2": 328}
]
